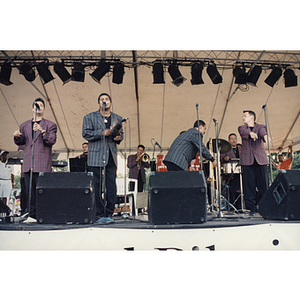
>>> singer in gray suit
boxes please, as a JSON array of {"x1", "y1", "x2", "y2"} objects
[
  {"x1": 14, "y1": 98, "x2": 57, "y2": 218},
  {"x1": 164, "y1": 120, "x2": 217, "y2": 171},
  {"x1": 82, "y1": 93, "x2": 123, "y2": 221},
  {"x1": 238, "y1": 110, "x2": 269, "y2": 215}
]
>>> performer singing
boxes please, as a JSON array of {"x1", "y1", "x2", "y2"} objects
[
  {"x1": 220, "y1": 133, "x2": 242, "y2": 209},
  {"x1": 127, "y1": 145, "x2": 150, "y2": 192},
  {"x1": 82, "y1": 93, "x2": 123, "y2": 222},
  {"x1": 163, "y1": 120, "x2": 217, "y2": 171},
  {"x1": 238, "y1": 110, "x2": 268, "y2": 215},
  {"x1": 13, "y1": 98, "x2": 57, "y2": 219}
]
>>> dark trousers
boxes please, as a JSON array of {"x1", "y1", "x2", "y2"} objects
[
  {"x1": 88, "y1": 153, "x2": 117, "y2": 218},
  {"x1": 138, "y1": 170, "x2": 144, "y2": 192},
  {"x1": 242, "y1": 161, "x2": 268, "y2": 212},
  {"x1": 24, "y1": 171, "x2": 39, "y2": 218}
]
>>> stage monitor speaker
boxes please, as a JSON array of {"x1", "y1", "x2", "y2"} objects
[
  {"x1": 258, "y1": 170, "x2": 300, "y2": 220},
  {"x1": 148, "y1": 171, "x2": 207, "y2": 225},
  {"x1": 36, "y1": 172, "x2": 95, "y2": 224}
]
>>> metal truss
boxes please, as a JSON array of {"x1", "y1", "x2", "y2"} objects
[{"x1": 1, "y1": 50, "x2": 300, "y2": 69}]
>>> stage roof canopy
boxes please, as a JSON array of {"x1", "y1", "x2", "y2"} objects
[{"x1": 1, "y1": 50, "x2": 300, "y2": 159}]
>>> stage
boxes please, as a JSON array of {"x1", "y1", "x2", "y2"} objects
[{"x1": 1, "y1": 211, "x2": 300, "y2": 250}]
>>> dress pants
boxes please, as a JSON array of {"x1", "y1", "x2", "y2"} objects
[
  {"x1": 242, "y1": 160, "x2": 268, "y2": 212},
  {"x1": 88, "y1": 152, "x2": 117, "y2": 218},
  {"x1": 24, "y1": 171, "x2": 39, "y2": 218}
]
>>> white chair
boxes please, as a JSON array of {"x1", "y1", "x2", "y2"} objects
[{"x1": 115, "y1": 178, "x2": 138, "y2": 216}]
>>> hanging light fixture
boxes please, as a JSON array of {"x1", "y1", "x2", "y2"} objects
[
  {"x1": 90, "y1": 61, "x2": 111, "y2": 83},
  {"x1": 206, "y1": 62, "x2": 222, "y2": 84},
  {"x1": 54, "y1": 61, "x2": 71, "y2": 85},
  {"x1": 233, "y1": 65, "x2": 248, "y2": 84},
  {"x1": 19, "y1": 62, "x2": 36, "y2": 82},
  {"x1": 152, "y1": 62, "x2": 165, "y2": 84},
  {"x1": 37, "y1": 61, "x2": 54, "y2": 84},
  {"x1": 284, "y1": 68, "x2": 297, "y2": 87},
  {"x1": 72, "y1": 62, "x2": 85, "y2": 82},
  {"x1": 168, "y1": 63, "x2": 186, "y2": 87},
  {"x1": 264, "y1": 66, "x2": 282, "y2": 87},
  {"x1": 247, "y1": 65, "x2": 262, "y2": 86},
  {"x1": 191, "y1": 62, "x2": 204, "y2": 85},
  {"x1": 0, "y1": 62, "x2": 13, "y2": 86},
  {"x1": 112, "y1": 62, "x2": 124, "y2": 84}
]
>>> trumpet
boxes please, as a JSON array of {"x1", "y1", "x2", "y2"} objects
[{"x1": 141, "y1": 153, "x2": 150, "y2": 162}]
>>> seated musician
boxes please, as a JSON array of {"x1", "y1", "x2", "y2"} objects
[{"x1": 220, "y1": 133, "x2": 242, "y2": 210}]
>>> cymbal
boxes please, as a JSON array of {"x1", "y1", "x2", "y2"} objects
[{"x1": 207, "y1": 139, "x2": 231, "y2": 154}]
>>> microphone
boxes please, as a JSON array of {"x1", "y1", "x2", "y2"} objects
[
  {"x1": 122, "y1": 118, "x2": 129, "y2": 122},
  {"x1": 34, "y1": 102, "x2": 41, "y2": 110},
  {"x1": 153, "y1": 139, "x2": 162, "y2": 149},
  {"x1": 261, "y1": 104, "x2": 266, "y2": 109},
  {"x1": 213, "y1": 118, "x2": 217, "y2": 123},
  {"x1": 102, "y1": 101, "x2": 107, "y2": 107}
]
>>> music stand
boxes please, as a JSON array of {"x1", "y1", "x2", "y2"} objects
[{"x1": 69, "y1": 157, "x2": 87, "y2": 172}]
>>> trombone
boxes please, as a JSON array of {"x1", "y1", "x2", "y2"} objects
[{"x1": 141, "y1": 153, "x2": 150, "y2": 162}]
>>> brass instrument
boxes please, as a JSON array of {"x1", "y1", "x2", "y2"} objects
[{"x1": 141, "y1": 153, "x2": 150, "y2": 162}]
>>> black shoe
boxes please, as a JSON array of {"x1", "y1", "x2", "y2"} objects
[{"x1": 249, "y1": 211, "x2": 256, "y2": 216}]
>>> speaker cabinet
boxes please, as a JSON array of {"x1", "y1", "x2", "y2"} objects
[
  {"x1": 148, "y1": 171, "x2": 207, "y2": 225},
  {"x1": 36, "y1": 172, "x2": 95, "y2": 224},
  {"x1": 258, "y1": 170, "x2": 300, "y2": 220}
]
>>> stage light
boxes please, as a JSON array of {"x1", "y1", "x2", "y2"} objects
[
  {"x1": 206, "y1": 63, "x2": 222, "y2": 84},
  {"x1": 37, "y1": 62, "x2": 54, "y2": 84},
  {"x1": 19, "y1": 62, "x2": 36, "y2": 82},
  {"x1": 247, "y1": 65, "x2": 262, "y2": 86},
  {"x1": 90, "y1": 61, "x2": 111, "y2": 83},
  {"x1": 284, "y1": 68, "x2": 297, "y2": 87},
  {"x1": 72, "y1": 62, "x2": 85, "y2": 82},
  {"x1": 112, "y1": 63, "x2": 124, "y2": 84},
  {"x1": 233, "y1": 66, "x2": 247, "y2": 84},
  {"x1": 53, "y1": 61, "x2": 71, "y2": 85},
  {"x1": 0, "y1": 62, "x2": 13, "y2": 86},
  {"x1": 264, "y1": 66, "x2": 282, "y2": 87},
  {"x1": 191, "y1": 62, "x2": 204, "y2": 85},
  {"x1": 168, "y1": 63, "x2": 186, "y2": 87},
  {"x1": 152, "y1": 62, "x2": 165, "y2": 84}
]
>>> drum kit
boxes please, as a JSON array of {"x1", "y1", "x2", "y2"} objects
[{"x1": 154, "y1": 138, "x2": 245, "y2": 214}]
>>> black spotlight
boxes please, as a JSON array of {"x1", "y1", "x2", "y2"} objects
[
  {"x1": 54, "y1": 62, "x2": 71, "y2": 85},
  {"x1": 168, "y1": 63, "x2": 186, "y2": 87},
  {"x1": 207, "y1": 63, "x2": 222, "y2": 84},
  {"x1": 90, "y1": 61, "x2": 111, "y2": 83},
  {"x1": 191, "y1": 62, "x2": 204, "y2": 85},
  {"x1": 264, "y1": 66, "x2": 282, "y2": 87},
  {"x1": 72, "y1": 62, "x2": 85, "y2": 82},
  {"x1": 19, "y1": 62, "x2": 36, "y2": 82},
  {"x1": 153, "y1": 62, "x2": 165, "y2": 84},
  {"x1": 37, "y1": 62, "x2": 54, "y2": 84},
  {"x1": 247, "y1": 65, "x2": 262, "y2": 86},
  {"x1": 233, "y1": 66, "x2": 248, "y2": 84},
  {"x1": 112, "y1": 63, "x2": 124, "y2": 84},
  {"x1": 0, "y1": 62, "x2": 13, "y2": 86},
  {"x1": 284, "y1": 68, "x2": 297, "y2": 87}
]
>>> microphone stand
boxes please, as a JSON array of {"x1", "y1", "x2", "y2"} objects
[
  {"x1": 262, "y1": 104, "x2": 273, "y2": 184},
  {"x1": 213, "y1": 119, "x2": 223, "y2": 218},
  {"x1": 122, "y1": 119, "x2": 129, "y2": 219},
  {"x1": 27, "y1": 105, "x2": 39, "y2": 221},
  {"x1": 195, "y1": 104, "x2": 203, "y2": 170},
  {"x1": 97, "y1": 102, "x2": 109, "y2": 223}
]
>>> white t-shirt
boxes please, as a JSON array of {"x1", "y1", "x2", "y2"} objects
[{"x1": 0, "y1": 161, "x2": 13, "y2": 180}]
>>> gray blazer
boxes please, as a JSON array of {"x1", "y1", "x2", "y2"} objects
[
  {"x1": 164, "y1": 128, "x2": 214, "y2": 171},
  {"x1": 238, "y1": 123, "x2": 268, "y2": 166},
  {"x1": 82, "y1": 110, "x2": 123, "y2": 167}
]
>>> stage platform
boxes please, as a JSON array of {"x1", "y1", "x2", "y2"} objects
[{"x1": 1, "y1": 211, "x2": 300, "y2": 250}]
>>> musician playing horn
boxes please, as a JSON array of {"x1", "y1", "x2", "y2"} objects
[{"x1": 127, "y1": 145, "x2": 150, "y2": 192}]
